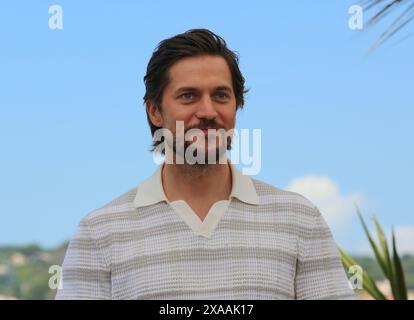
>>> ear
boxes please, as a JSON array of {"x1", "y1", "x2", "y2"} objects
[{"x1": 146, "y1": 101, "x2": 163, "y2": 127}]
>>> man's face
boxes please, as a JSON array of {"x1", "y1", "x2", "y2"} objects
[{"x1": 148, "y1": 55, "x2": 237, "y2": 163}]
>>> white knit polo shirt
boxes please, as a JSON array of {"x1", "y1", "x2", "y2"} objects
[{"x1": 56, "y1": 162, "x2": 355, "y2": 300}]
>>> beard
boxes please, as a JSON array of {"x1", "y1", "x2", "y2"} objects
[
  {"x1": 180, "y1": 131, "x2": 232, "y2": 164},
  {"x1": 160, "y1": 121, "x2": 233, "y2": 165}
]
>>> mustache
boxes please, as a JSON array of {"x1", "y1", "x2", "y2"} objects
[{"x1": 184, "y1": 120, "x2": 224, "y2": 132}]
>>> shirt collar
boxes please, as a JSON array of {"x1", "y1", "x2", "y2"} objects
[{"x1": 133, "y1": 162, "x2": 259, "y2": 208}]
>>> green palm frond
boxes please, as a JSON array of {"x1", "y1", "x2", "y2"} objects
[
  {"x1": 339, "y1": 205, "x2": 408, "y2": 299},
  {"x1": 339, "y1": 247, "x2": 387, "y2": 299},
  {"x1": 391, "y1": 227, "x2": 408, "y2": 299}
]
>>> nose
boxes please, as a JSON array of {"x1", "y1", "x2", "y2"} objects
[{"x1": 195, "y1": 95, "x2": 218, "y2": 121}]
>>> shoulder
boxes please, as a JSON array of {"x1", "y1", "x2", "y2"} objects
[
  {"x1": 80, "y1": 186, "x2": 139, "y2": 228},
  {"x1": 251, "y1": 178, "x2": 321, "y2": 219}
]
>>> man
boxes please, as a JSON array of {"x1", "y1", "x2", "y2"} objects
[{"x1": 56, "y1": 29, "x2": 355, "y2": 299}]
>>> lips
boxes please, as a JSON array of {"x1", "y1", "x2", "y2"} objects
[{"x1": 201, "y1": 127, "x2": 218, "y2": 132}]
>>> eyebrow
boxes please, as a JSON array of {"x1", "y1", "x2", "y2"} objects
[{"x1": 174, "y1": 85, "x2": 233, "y2": 95}]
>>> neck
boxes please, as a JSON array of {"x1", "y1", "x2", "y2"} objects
[{"x1": 162, "y1": 160, "x2": 232, "y2": 203}]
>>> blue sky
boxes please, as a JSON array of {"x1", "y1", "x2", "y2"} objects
[{"x1": 0, "y1": 1, "x2": 413, "y2": 254}]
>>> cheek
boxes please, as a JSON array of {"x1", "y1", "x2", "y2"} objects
[
  {"x1": 221, "y1": 109, "x2": 236, "y2": 128},
  {"x1": 163, "y1": 109, "x2": 194, "y2": 133},
  {"x1": 160, "y1": 95, "x2": 192, "y2": 128}
]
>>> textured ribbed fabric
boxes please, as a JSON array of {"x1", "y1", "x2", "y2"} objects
[{"x1": 56, "y1": 166, "x2": 355, "y2": 300}]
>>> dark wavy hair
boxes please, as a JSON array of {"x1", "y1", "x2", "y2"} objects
[{"x1": 143, "y1": 28, "x2": 248, "y2": 152}]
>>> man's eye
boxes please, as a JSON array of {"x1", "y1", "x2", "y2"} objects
[
  {"x1": 215, "y1": 92, "x2": 230, "y2": 99},
  {"x1": 179, "y1": 93, "x2": 195, "y2": 100}
]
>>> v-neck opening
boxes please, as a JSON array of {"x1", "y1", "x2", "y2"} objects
[{"x1": 168, "y1": 199, "x2": 230, "y2": 238}]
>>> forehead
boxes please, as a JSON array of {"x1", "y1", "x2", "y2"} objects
[{"x1": 167, "y1": 55, "x2": 233, "y2": 91}]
